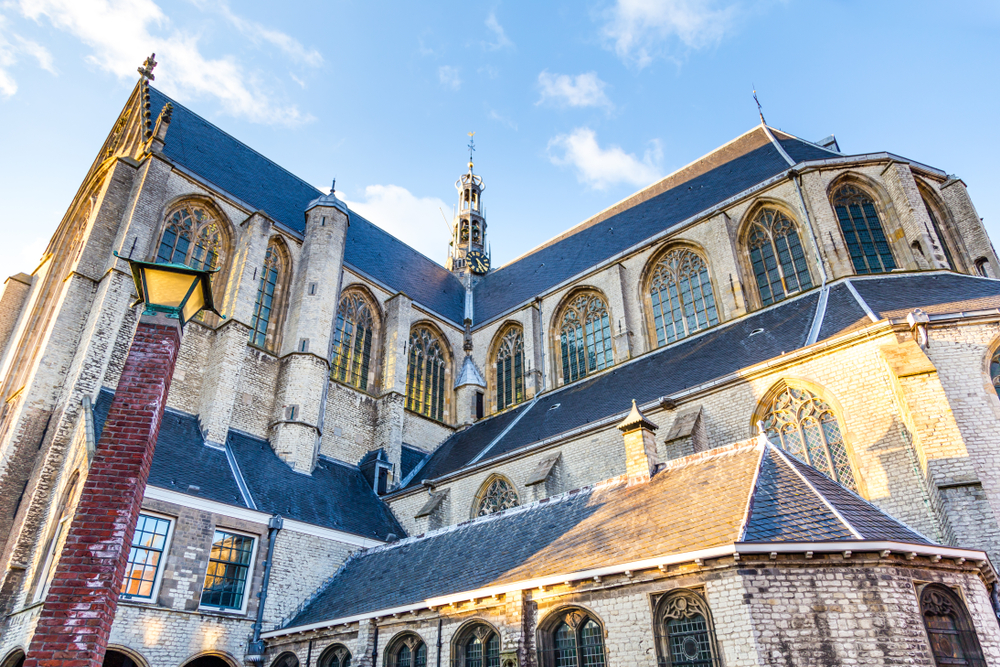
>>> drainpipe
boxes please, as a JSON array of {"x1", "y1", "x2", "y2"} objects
[
  {"x1": 436, "y1": 619, "x2": 443, "y2": 667},
  {"x1": 245, "y1": 514, "x2": 284, "y2": 664},
  {"x1": 371, "y1": 625, "x2": 380, "y2": 667}
]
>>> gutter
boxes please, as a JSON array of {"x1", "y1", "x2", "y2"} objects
[{"x1": 262, "y1": 540, "x2": 992, "y2": 639}]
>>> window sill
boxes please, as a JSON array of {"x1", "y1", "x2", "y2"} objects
[{"x1": 198, "y1": 605, "x2": 250, "y2": 618}]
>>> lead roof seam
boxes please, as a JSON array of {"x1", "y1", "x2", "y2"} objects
[
  {"x1": 736, "y1": 438, "x2": 769, "y2": 542},
  {"x1": 468, "y1": 396, "x2": 541, "y2": 466},
  {"x1": 760, "y1": 123, "x2": 797, "y2": 168},
  {"x1": 844, "y1": 279, "x2": 880, "y2": 322},
  {"x1": 770, "y1": 446, "x2": 862, "y2": 539},
  {"x1": 224, "y1": 441, "x2": 257, "y2": 510},
  {"x1": 805, "y1": 285, "x2": 830, "y2": 346}
]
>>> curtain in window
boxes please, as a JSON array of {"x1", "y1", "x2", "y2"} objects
[
  {"x1": 156, "y1": 205, "x2": 224, "y2": 270},
  {"x1": 494, "y1": 327, "x2": 524, "y2": 410},
  {"x1": 761, "y1": 386, "x2": 857, "y2": 491},
  {"x1": 832, "y1": 185, "x2": 896, "y2": 275},
  {"x1": 648, "y1": 248, "x2": 719, "y2": 347},
  {"x1": 406, "y1": 327, "x2": 447, "y2": 421},
  {"x1": 249, "y1": 245, "x2": 282, "y2": 349},
  {"x1": 331, "y1": 292, "x2": 376, "y2": 390},
  {"x1": 747, "y1": 209, "x2": 813, "y2": 306},
  {"x1": 559, "y1": 294, "x2": 613, "y2": 384}
]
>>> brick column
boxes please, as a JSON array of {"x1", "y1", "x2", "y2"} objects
[{"x1": 24, "y1": 313, "x2": 181, "y2": 667}]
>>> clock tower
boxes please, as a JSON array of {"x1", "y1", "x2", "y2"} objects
[{"x1": 447, "y1": 133, "x2": 490, "y2": 277}]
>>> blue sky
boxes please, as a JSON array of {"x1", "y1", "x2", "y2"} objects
[{"x1": 1, "y1": 0, "x2": 999, "y2": 274}]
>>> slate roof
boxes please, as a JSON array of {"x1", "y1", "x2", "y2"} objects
[
  {"x1": 287, "y1": 440, "x2": 929, "y2": 629},
  {"x1": 401, "y1": 273, "x2": 1000, "y2": 490},
  {"x1": 93, "y1": 388, "x2": 403, "y2": 540}
]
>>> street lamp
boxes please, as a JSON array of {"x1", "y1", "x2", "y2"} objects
[{"x1": 23, "y1": 253, "x2": 219, "y2": 667}]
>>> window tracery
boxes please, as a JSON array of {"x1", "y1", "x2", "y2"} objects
[
  {"x1": 475, "y1": 476, "x2": 519, "y2": 517},
  {"x1": 494, "y1": 326, "x2": 524, "y2": 411},
  {"x1": 540, "y1": 609, "x2": 606, "y2": 667},
  {"x1": 831, "y1": 184, "x2": 896, "y2": 275},
  {"x1": 746, "y1": 209, "x2": 812, "y2": 306},
  {"x1": 647, "y1": 248, "x2": 718, "y2": 347},
  {"x1": 332, "y1": 291, "x2": 377, "y2": 391},
  {"x1": 454, "y1": 624, "x2": 500, "y2": 667},
  {"x1": 320, "y1": 645, "x2": 352, "y2": 667},
  {"x1": 156, "y1": 204, "x2": 226, "y2": 271},
  {"x1": 760, "y1": 386, "x2": 857, "y2": 491},
  {"x1": 387, "y1": 635, "x2": 427, "y2": 667},
  {"x1": 249, "y1": 244, "x2": 284, "y2": 349},
  {"x1": 655, "y1": 590, "x2": 717, "y2": 667},
  {"x1": 919, "y1": 584, "x2": 985, "y2": 667},
  {"x1": 406, "y1": 326, "x2": 448, "y2": 422},
  {"x1": 558, "y1": 293, "x2": 613, "y2": 384}
]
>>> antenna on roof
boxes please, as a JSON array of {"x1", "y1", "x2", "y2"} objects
[{"x1": 752, "y1": 85, "x2": 766, "y2": 125}]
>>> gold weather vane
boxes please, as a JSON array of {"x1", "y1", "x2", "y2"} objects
[
  {"x1": 138, "y1": 53, "x2": 157, "y2": 81},
  {"x1": 753, "y1": 85, "x2": 766, "y2": 125},
  {"x1": 467, "y1": 131, "x2": 476, "y2": 167}
]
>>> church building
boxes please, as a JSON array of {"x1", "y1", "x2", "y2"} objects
[{"x1": 3, "y1": 69, "x2": 1000, "y2": 667}]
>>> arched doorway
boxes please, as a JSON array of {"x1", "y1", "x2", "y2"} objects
[
  {"x1": 102, "y1": 650, "x2": 140, "y2": 667},
  {"x1": 1, "y1": 649, "x2": 25, "y2": 667}
]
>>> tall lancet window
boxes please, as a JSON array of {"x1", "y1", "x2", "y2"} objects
[
  {"x1": 156, "y1": 204, "x2": 225, "y2": 270},
  {"x1": 558, "y1": 293, "x2": 613, "y2": 384},
  {"x1": 331, "y1": 291, "x2": 376, "y2": 391},
  {"x1": 760, "y1": 386, "x2": 857, "y2": 491},
  {"x1": 494, "y1": 326, "x2": 525, "y2": 411},
  {"x1": 747, "y1": 208, "x2": 813, "y2": 306},
  {"x1": 249, "y1": 244, "x2": 282, "y2": 349},
  {"x1": 832, "y1": 184, "x2": 896, "y2": 274},
  {"x1": 406, "y1": 326, "x2": 448, "y2": 421},
  {"x1": 647, "y1": 248, "x2": 718, "y2": 347}
]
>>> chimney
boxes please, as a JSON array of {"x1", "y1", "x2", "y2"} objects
[{"x1": 617, "y1": 399, "x2": 660, "y2": 486}]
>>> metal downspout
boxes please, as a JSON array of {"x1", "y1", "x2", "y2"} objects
[
  {"x1": 245, "y1": 514, "x2": 284, "y2": 664},
  {"x1": 436, "y1": 618, "x2": 443, "y2": 667}
]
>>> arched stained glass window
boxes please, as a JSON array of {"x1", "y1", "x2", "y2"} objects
[
  {"x1": 832, "y1": 185, "x2": 896, "y2": 275},
  {"x1": 391, "y1": 639, "x2": 427, "y2": 667},
  {"x1": 648, "y1": 248, "x2": 719, "y2": 347},
  {"x1": 475, "y1": 476, "x2": 519, "y2": 517},
  {"x1": 332, "y1": 291, "x2": 376, "y2": 391},
  {"x1": 156, "y1": 204, "x2": 225, "y2": 270},
  {"x1": 990, "y1": 348, "x2": 1000, "y2": 400},
  {"x1": 320, "y1": 645, "x2": 351, "y2": 667},
  {"x1": 747, "y1": 209, "x2": 813, "y2": 306},
  {"x1": 656, "y1": 590, "x2": 717, "y2": 667},
  {"x1": 406, "y1": 327, "x2": 448, "y2": 422},
  {"x1": 559, "y1": 293, "x2": 613, "y2": 384},
  {"x1": 249, "y1": 244, "x2": 283, "y2": 349},
  {"x1": 494, "y1": 326, "x2": 524, "y2": 411},
  {"x1": 761, "y1": 386, "x2": 857, "y2": 491},
  {"x1": 543, "y1": 611, "x2": 606, "y2": 667},
  {"x1": 458, "y1": 626, "x2": 500, "y2": 667},
  {"x1": 919, "y1": 584, "x2": 986, "y2": 667}
]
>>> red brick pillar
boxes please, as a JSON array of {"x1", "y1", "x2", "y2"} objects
[{"x1": 24, "y1": 314, "x2": 182, "y2": 667}]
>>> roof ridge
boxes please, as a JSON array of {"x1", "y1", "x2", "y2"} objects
[
  {"x1": 769, "y1": 446, "x2": 862, "y2": 539},
  {"x1": 736, "y1": 437, "x2": 770, "y2": 541}
]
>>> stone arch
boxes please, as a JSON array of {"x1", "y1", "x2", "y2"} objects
[
  {"x1": 0, "y1": 648, "x2": 25, "y2": 667},
  {"x1": 487, "y1": 320, "x2": 526, "y2": 414},
  {"x1": 102, "y1": 646, "x2": 150, "y2": 667},
  {"x1": 652, "y1": 588, "x2": 720, "y2": 667},
  {"x1": 451, "y1": 618, "x2": 502, "y2": 667},
  {"x1": 179, "y1": 650, "x2": 242, "y2": 667},
  {"x1": 638, "y1": 241, "x2": 721, "y2": 351},
  {"x1": 981, "y1": 336, "x2": 1000, "y2": 407},
  {"x1": 736, "y1": 198, "x2": 817, "y2": 309},
  {"x1": 536, "y1": 605, "x2": 607, "y2": 667},
  {"x1": 318, "y1": 642, "x2": 352, "y2": 667},
  {"x1": 332, "y1": 283, "x2": 384, "y2": 393},
  {"x1": 826, "y1": 171, "x2": 906, "y2": 274},
  {"x1": 270, "y1": 652, "x2": 300, "y2": 667},
  {"x1": 752, "y1": 378, "x2": 862, "y2": 494},
  {"x1": 249, "y1": 235, "x2": 293, "y2": 352},
  {"x1": 917, "y1": 583, "x2": 987, "y2": 665},
  {"x1": 471, "y1": 473, "x2": 520, "y2": 518},
  {"x1": 384, "y1": 630, "x2": 430, "y2": 667},
  {"x1": 915, "y1": 177, "x2": 968, "y2": 273},
  {"x1": 549, "y1": 286, "x2": 614, "y2": 387},
  {"x1": 406, "y1": 320, "x2": 454, "y2": 423}
]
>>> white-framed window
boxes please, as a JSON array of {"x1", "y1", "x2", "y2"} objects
[
  {"x1": 199, "y1": 527, "x2": 257, "y2": 613},
  {"x1": 120, "y1": 512, "x2": 174, "y2": 602}
]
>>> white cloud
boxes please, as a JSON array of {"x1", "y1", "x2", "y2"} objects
[
  {"x1": 343, "y1": 185, "x2": 453, "y2": 264},
  {"x1": 488, "y1": 109, "x2": 517, "y2": 131},
  {"x1": 484, "y1": 12, "x2": 513, "y2": 51},
  {"x1": 0, "y1": 13, "x2": 55, "y2": 97},
  {"x1": 603, "y1": 0, "x2": 740, "y2": 67},
  {"x1": 200, "y1": 0, "x2": 323, "y2": 67},
  {"x1": 537, "y1": 71, "x2": 613, "y2": 109},
  {"x1": 16, "y1": 0, "x2": 309, "y2": 125},
  {"x1": 548, "y1": 127, "x2": 662, "y2": 190},
  {"x1": 438, "y1": 65, "x2": 461, "y2": 90}
]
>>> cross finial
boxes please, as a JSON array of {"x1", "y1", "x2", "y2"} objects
[
  {"x1": 138, "y1": 53, "x2": 157, "y2": 81},
  {"x1": 467, "y1": 131, "x2": 476, "y2": 166},
  {"x1": 752, "y1": 85, "x2": 765, "y2": 125}
]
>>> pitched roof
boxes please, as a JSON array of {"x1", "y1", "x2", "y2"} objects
[
  {"x1": 93, "y1": 388, "x2": 403, "y2": 540},
  {"x1": 287, "y1": 440, "x2": 929, "y2": 629},
  {"x1": 146, "y1": 86, "x2": 465, "y2": 324},
  {"x1": 850, "y1": 272, "x2": 1000, "y2": 320}
]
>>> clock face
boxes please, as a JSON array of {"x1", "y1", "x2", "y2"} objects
[{"x1": 466, "y1": 250, "x2": 490, "y2": 274}]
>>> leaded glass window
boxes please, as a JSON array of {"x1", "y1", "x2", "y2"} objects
[
  {"x1": 746, "y1": 209, "x2": 813, "y2": 306},
  {"x1": 543, "y1": 611, "x2": 606, "y2": 667},
  {"x1": 657, "y1": 590, "x2": 716, "y2": 667},
  {"x1": 200, "y1": 530, "x2": 254, "y2": 610},
  {"x1": 332, "y1": 291, "x2": 376, "y2": 390},
  {"x1": 475, "y1": 476, "x2": 519, "y2": 517},
  {"x1": 394, "y1": 640, "x2": 427, "y2": 667},
  {"x1": 648, "y1": 248, "x2": 719, "y2": 347},
  {"x1": 249, "y1": 244, "x2": 283, "y2": 349},
  {"x1": 990, "y1": 349, "x2": 1000, "y2": 400},
  {"x1": 321, "y1": 646, "x2": 351, "y2": 667},
  {"x1": 920, "y1": 584, "x2": 986, "y2": 667},
  {"x1": 156, "y1": 204, "x2": 225, "y2": 270},
  {"x1": 832, "y1": 185, "x2": 896, "y2": 275},
  {"x1": 495, "y1": 326, "x2": 524, "y2": 411},
  {"x1": 761, "y1": 386, "x2": 857, "y2": 491},
  {"x1": 555, "y1": 623, "x2": 576, "y2": 667},
  {"x1": 121, "y1": 514, "x2": 171, "y2": 600},
  {"x1": 406, "y1": 327, "x2": 448, "y2": 421},
  {"x1": 559, "y1": 293, "x2": 613, "y2": 384}
]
